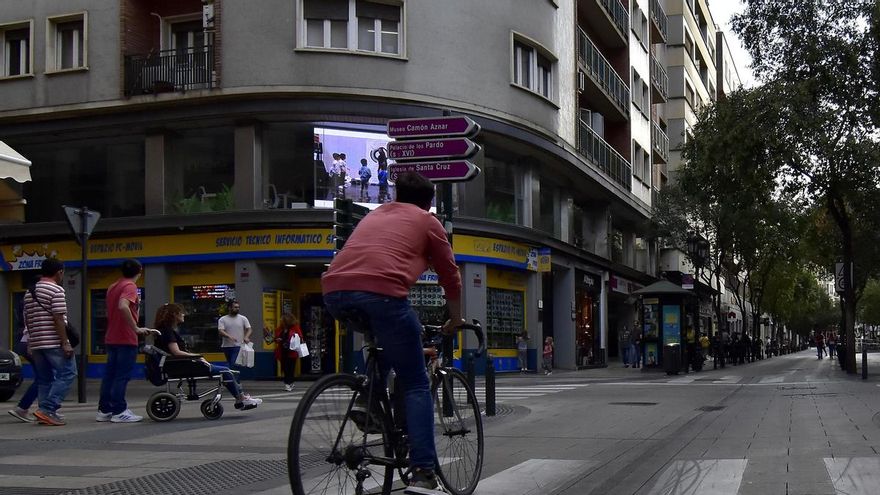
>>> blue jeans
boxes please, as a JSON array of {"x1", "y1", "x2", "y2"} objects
[
  {"x1": 324, "y1": 291, "x2": 436, "y2": 471},
  {"x1": 209, "y1": 364, "x2": 242, "y2": 399},
  {"x1": 99, "y1": 345, "x2": 138, "y2": 415},
  {"x1": 17, "y1": 352, "x2": 39, "y2": 410},
  {"x1": 223, "y1": 346, "x2": 240, "y2": 368},
  {"x1": 30, "y1": 348, "x2": 77, "y2": 414}
]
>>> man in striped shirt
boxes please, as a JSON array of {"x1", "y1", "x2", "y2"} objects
[{"x1": 24, "y1": 258, "x2": 76, "y2": 426}]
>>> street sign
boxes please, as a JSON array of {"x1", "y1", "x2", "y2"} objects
[
  {"x1": 63, "y1": 206, "x2": 100, "y2": 245},
  {"x1": 389, "y1": 161, "x2": 480, "y2": 183},
  {"x1": 835, "y1": 262, "x2": 852, "y2": 294},
  {"x1": 387, "y1": 138, "x2": 479, "y2": 161},
  {"x1": 387, "y1": 116, "x2": 480, "y2": 139}
]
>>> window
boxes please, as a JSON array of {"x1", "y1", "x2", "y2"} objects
[
  {"x1": 47, "y1": 13, "x2": 87, "y2": 71},
  {"x1": 1, "y1": 22, "x2": 31, "y2": 77},
  {"x1": 632, "y1": 70, "x2": 643, "y2": 111},
  {"x1": 301, "y1": 0, "x2": 402, "y2": 56},
  {"x1": 633, "y1": 143, "x2": 644, "y2": 181},
  {"x1": 512, "y1": 35, "x2": 555, "y2": 100}
]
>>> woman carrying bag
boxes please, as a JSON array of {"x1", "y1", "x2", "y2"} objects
[{"x1": 274, "y1": 313, "x2": 303, "y2": 391}]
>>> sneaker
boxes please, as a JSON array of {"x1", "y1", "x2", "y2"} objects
[
  {"x1": 408, "y1": 468, "x2": 440, "y2": 490},
  {"x1": 349, "y1": 394, "x2": 383, "y2": 434},
  {"x1": 34, "y1": 410, "x2": 66, "y2": 426},
  {"x1": 235, "y1": 398, "x2": 260, "y2": 411},
  {"x1": 55, "y1": 410, "x2": 65, "y2": 420},
  {"x1": 284, "y1": 384, "x2": 294, "y2": 392},
  {"x1": 8, "y1": 407, "x2": 34, "y2": 423},
  {"x1": 95, "y1": 411, "x2": 112, "y2": 422},
  {"x1": 110, "y1": 409, "x2": 144, "y2": 423}
]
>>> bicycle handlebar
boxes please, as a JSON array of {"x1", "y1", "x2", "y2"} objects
[{"x1": 423, "y1": 319, "x2": 486, "y2": 358}]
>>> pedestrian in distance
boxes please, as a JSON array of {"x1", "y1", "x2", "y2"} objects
[
  {"x1": 516, "y1": 331, "x2": 529, "y2": 373},
  {"x1": 377, "y1": 162, "x2": 389, "y2": 202},
  {"x1": 699, "y1": 333, "x2": 710, "y2": 363},
  {"x1": 827, "y1": 333, "x2": 837, "y2": 359},
  {"x1": 815, "y1": 331, "x2": 825, "y2": 359},
  {"x1": 155, "y1": 303, "x2": 261, "y2": 411},
  {"x1": 7, "y1": 325, "x2": 40, "y2": 423},
  {"x1": 358, "y1": 158, "x2": 372, "y2": 196},
  {"x1": 274, "y1": 313, "x2": 304, "y2": 391},
  {"x1": 97, "y1": 259, "x2": 160, "y2": 424},
  {"x1": 542, "y1": 337, "x2": 554, "y2": 375},
  {"x1": 23, "y1": 258, "x2": 76, "y2": 426},
  {"x1": 218, "y1": 300, "x2": 252, "y2": 368},
  {"x1": 631, "y1": 331, "x2": 642, "y2": 369}
]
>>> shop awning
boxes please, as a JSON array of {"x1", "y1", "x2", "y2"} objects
[
  {"x1": 0, "y1": 140, "x2": 31, "y2": 183},
  {"x1": 632, "y1": 280, "x2": 694, "y2": 296}
]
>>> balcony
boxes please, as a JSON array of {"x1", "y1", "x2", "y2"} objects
[
  {"x1": 124, "y1": 46, "x2": 215, "y2": 97},
  {"x1": 578, "y1": 0, "x2": 629, "y2": 48},
  {"x1": 578, "y1": 27, "x2": 630, "y2": 122},
  {"x1": 650, "y1": 55, "x2": 668, "y2": 103},
  {"x1": 650, "y1": 0, "x2": 668, "y2": 43},
  {"x1": 652, "y1": 121, "x2": 669, "y2": 164},
  {"x1": 577, "y1": 119, "x2": 632, "y2": 191}
]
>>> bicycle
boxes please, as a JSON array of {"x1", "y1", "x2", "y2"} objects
[{"x1": 287, "y1": 309, "x2": 486, "y2": 495}]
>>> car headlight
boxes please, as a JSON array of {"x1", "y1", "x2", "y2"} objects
[{"x1": 12, "y1": 352, "x2": 22, "y2": 367}]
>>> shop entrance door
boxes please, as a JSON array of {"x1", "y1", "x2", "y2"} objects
[{"x1": 300, "y1": 293, "x2": 336, "y2": 375}]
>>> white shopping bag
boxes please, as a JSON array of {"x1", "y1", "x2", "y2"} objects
[
  {"x1": 289, "y1": 333, "x2": 301, "y2": 350},
  {"x1": 236, "y1": 342, "x2": 255, "y2": 368},
  {"x1": 298, "y1": 342, "x2": 310, "y2": 358}
]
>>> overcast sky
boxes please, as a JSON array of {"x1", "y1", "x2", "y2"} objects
[{"x1": 709, "y1": 0, "x2": 758, "y2": 88}]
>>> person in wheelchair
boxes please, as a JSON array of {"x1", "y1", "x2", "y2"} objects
[{"x1": 153, "y1": 304, "x2": 261, "y2": 411}]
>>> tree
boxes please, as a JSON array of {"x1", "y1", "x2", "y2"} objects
[
  {"x1": 733, "y1": 0, "x2": 880, "y2": 373},
  {"x1": 860, "y1": 279, "x2": 880, "y2": 328}
]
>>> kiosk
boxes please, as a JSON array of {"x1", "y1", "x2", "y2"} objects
[{"x1": 633, "y1": 281, "x2": 694, "y2": 374}]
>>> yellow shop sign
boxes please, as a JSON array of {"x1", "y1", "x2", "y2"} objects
[
  {"x1": 0, "y1": 229, "x2": 335, "y2": 270},
  {"x1": 453, "y1": 234, "x2": 543, "y2": 271}
]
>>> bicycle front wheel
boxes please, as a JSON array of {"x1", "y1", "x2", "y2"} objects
[
  {"x1": 432, "y1": 368, "x2": 484, "y2": 495},
  {"x1": 288, "y1": 374, "x2": 394, "y2": 495}
]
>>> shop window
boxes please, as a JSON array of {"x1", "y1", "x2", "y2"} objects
[
  {"x1": 408, "y1": 278, "x2": 446, "y2": 326},
  {"x1": 537, "y1": 180, "x2": 557, "y2": 236},
  {"x1": 611, "y1": 229, "x2": 624, "y2": 263},
  {"x1": 91, "y1": 288, "x2": 145, "y2": 355},
  {"x1": 484, "y1": 158, "x2": 520, "y2": 224},
  {"x1": 18, "y1": 136, "x2": 145, "y2": 222},
  {"x1": 576, "y1": 286, "x2": 601, "y2": 367},
  {"x1": 173, "y1": 284, "x2": 235, "y2": 354},
  {"x1": 166, "y1": 127, "x2": 234, "y2": 213},
  {"x1": 47, "y1": 13, "x2": 87, "y2": 71},
  {"x1": 301, "y1": 0, "x2": 403, "y2": 56},
  {"x1": 572, "y1": 203, "x2": 586, "y2": 249},
  {"x1": 1, "y1": 22, "x2": 32, "y2": 77},
  {"x1": 312, "y1": 126, "x2": 396, "y2": 207},
  {"x1": 486, "y1": 288, "x2": 525, "y2": 349}
]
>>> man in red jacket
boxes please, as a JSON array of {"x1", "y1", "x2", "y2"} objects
[{"x1": 322, "y1": 172, "x2": 464, "y2": 491}]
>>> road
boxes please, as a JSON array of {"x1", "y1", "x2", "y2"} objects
[{"x1": 1, "y1": 350, "x2": 879, "y2": 495}]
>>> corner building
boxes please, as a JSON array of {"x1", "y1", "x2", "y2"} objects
[{"x1": 0, "y1": 0, "x2": 665, "y2": 377}]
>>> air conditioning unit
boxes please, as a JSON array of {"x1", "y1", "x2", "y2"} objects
[{"x1": 577, "y1": 70, "x2": 586, "y2": 93}]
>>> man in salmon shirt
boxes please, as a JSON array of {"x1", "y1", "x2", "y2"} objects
[
  {"x1": 322, "y1": 171, "x2": 464, "y2": 492},
  {"x1": 96, "y1": 259, "x2": 158, "y2": 423}
]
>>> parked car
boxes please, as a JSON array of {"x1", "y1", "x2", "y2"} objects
[{"x1": 0, "y1": 347, "x2": 23, "y2": 402}]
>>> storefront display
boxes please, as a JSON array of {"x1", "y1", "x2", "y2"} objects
[
  {"x1": 642, "y1": 298, "x2": 661, "y2": 368},
  {"x1": 575, "y1": 271, "x2": 602, "y2": 368},
  {"x1": 91, "y1": 287, "x2": 145, "y2": 354},
  {"x1": 173, "y1": 283, "x2": 235, "y2": 354}
]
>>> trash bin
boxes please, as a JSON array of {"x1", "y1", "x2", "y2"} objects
[{"x1": 664, "y1": 344, "x2": 681, "y2": 375}]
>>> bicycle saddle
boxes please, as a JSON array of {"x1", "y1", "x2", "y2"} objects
[{"x1": 335, "y1": 308, "x2": 372, "y2": 334}]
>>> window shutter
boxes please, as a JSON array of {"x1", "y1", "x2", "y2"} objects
[
  {"x1": 356, "y1": 0, "x2": 401, "y2": 21},
  {"x1": 304, "y1": 0, "x2": 350, "y2": 21}
]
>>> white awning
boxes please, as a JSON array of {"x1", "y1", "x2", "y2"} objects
[{"x1": 0, "y1": 140, "x2": 31, "y2": 183}]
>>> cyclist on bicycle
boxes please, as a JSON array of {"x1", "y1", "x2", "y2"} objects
[{"x1": 322, "y1": 171, "x2": 464, "y2": 492}]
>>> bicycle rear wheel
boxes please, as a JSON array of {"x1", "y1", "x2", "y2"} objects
[
  {"x1": 432, "y1": 368, "x2": 484, "y2": 495},
  {"x1": 288, "y1": 374, "x2": 395, "y2": 495}
]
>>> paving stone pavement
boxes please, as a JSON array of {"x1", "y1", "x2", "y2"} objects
[{"x1": 1, "y1": 350, "x2": 879, "y2": 494}]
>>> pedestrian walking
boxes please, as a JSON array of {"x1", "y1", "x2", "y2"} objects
[
  {"x1": 97, "y1": 259, "x2": 158, "y2": 424},
  {"x1": 699, "y1": 333, "x2": 710, "y2": 363},
  {"x1": 742, "y1": 333, "x2": 752, "y2": 363},
  {"x1": 712, "y1": 334, "x2": 725, "y2": 369},
  {"x1": 7, "y1": 325, "x2": 39, "y2": 423},
  {"x1": 358, "y1": 158, "x2": 372, "y2": 197},
  {"x1": 218, "y1": 300, "x2": 252, "y2": 368},
  {"x1": 24, "y1": 258, "x2": 76, "y2": 426},
  {"x1": 631, "y1": 331, "x2": 642, "y2": 369},
  {"x1": 827, "y1": 333, "x2": 837, "y2": 359},
  {"x1": 274, "y1": 313, "x2": 303, "y2": 391},
  {"x1": 542, "y1": 337, "x2": 554, "y2": 375},
  {"x1": 815, "y1": 331, "x2": 825, "y2": 359},
  {"x1": 516, "y1": 332, "x2": 529, "y2": 373}
]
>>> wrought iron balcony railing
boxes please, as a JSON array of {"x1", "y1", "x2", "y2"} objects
[
  {"x1": 652, "y1": 121, "x2": 669, "y2": 164},
  {"x1": 578, "y1": 27, "x2": 630, "y2": 117},
  {"x1": 577, "y1": 119, "x2": 632, "y2": 191},
  {"x1": 124, "y1": 45, "x2": 215, "y2": 96},
  {"x1": 599, "y1": 0, "x2": 629, "y2": 38},
  {"x1": 650, "y1": 0, "x2": 669, "y2": 42},
  {"x1": 651, "y1": 54, "x2": 669, "y2": 102}
]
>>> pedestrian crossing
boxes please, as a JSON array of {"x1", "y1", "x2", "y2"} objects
[{"x1": 251, "y1": 383, "x2": 589, "y2": 404}]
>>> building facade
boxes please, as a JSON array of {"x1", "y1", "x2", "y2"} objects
[{"x1": 0, "y1": 0, "x2": 711, "y2": 378}]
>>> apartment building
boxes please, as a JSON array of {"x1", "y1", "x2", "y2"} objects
[{"x1": 0, "y1": 0, "x2": 667, "y2": 376}]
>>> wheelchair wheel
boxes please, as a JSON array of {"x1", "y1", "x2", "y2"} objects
[
  {"x1": 201, "y1": 399, "x2": 224, "y2": 420},
  {"x1": 147, "y1": 392, "x2": 181, "y2": 422}
]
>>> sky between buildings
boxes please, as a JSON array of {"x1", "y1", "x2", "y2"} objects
[{"x1": 710, "y1": 0, "x2": 758, "y2": 88}]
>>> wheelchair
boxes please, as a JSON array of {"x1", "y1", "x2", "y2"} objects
[{"x1": 143, "y1": 344, "x2": 239, "y2": 422}]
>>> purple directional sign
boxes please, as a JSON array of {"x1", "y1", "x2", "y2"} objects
[
  {"x1": 389, "y1": 161, "x2": 481, "y2": 183},
  {"x1": 387, "y1": 116, "x2": 480, "y2": 139},
  {"x1": 387, "y1": 138, "x2": 479, "y2": 161}
]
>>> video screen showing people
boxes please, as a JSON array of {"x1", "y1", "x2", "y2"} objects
[{"x1": 313, "y1": 127, "x2": 394, "y2": 208}]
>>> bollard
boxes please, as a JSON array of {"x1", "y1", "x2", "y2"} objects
[
  {"x1": 466, "y1": 352, "x2": 476, "y2": 405},
  {"x1": 485, "y1": 354, "x2": 496, "y2": 417},
  {"x1": 863, "y1": 343, "x2": 868, "y2": 380}
]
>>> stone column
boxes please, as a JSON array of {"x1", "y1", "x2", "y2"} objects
[{"x1": 234, "y1": 123, "x2": 263, "y2": 210}]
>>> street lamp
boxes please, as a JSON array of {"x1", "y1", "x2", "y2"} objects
[{"x1": 686, "y1": 232, "x2": 710, "y2": 370}]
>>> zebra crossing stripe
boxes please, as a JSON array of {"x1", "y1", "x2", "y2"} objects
[
  {"x1": 474, "y1": 459, "x2": 595, "y2": 495},
  {"x1": 825, "y1": 457, "x2": 880, "y2": 495},
  {"x1": 647, "y1": 459, "x2": 748, "y2": 495}
]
